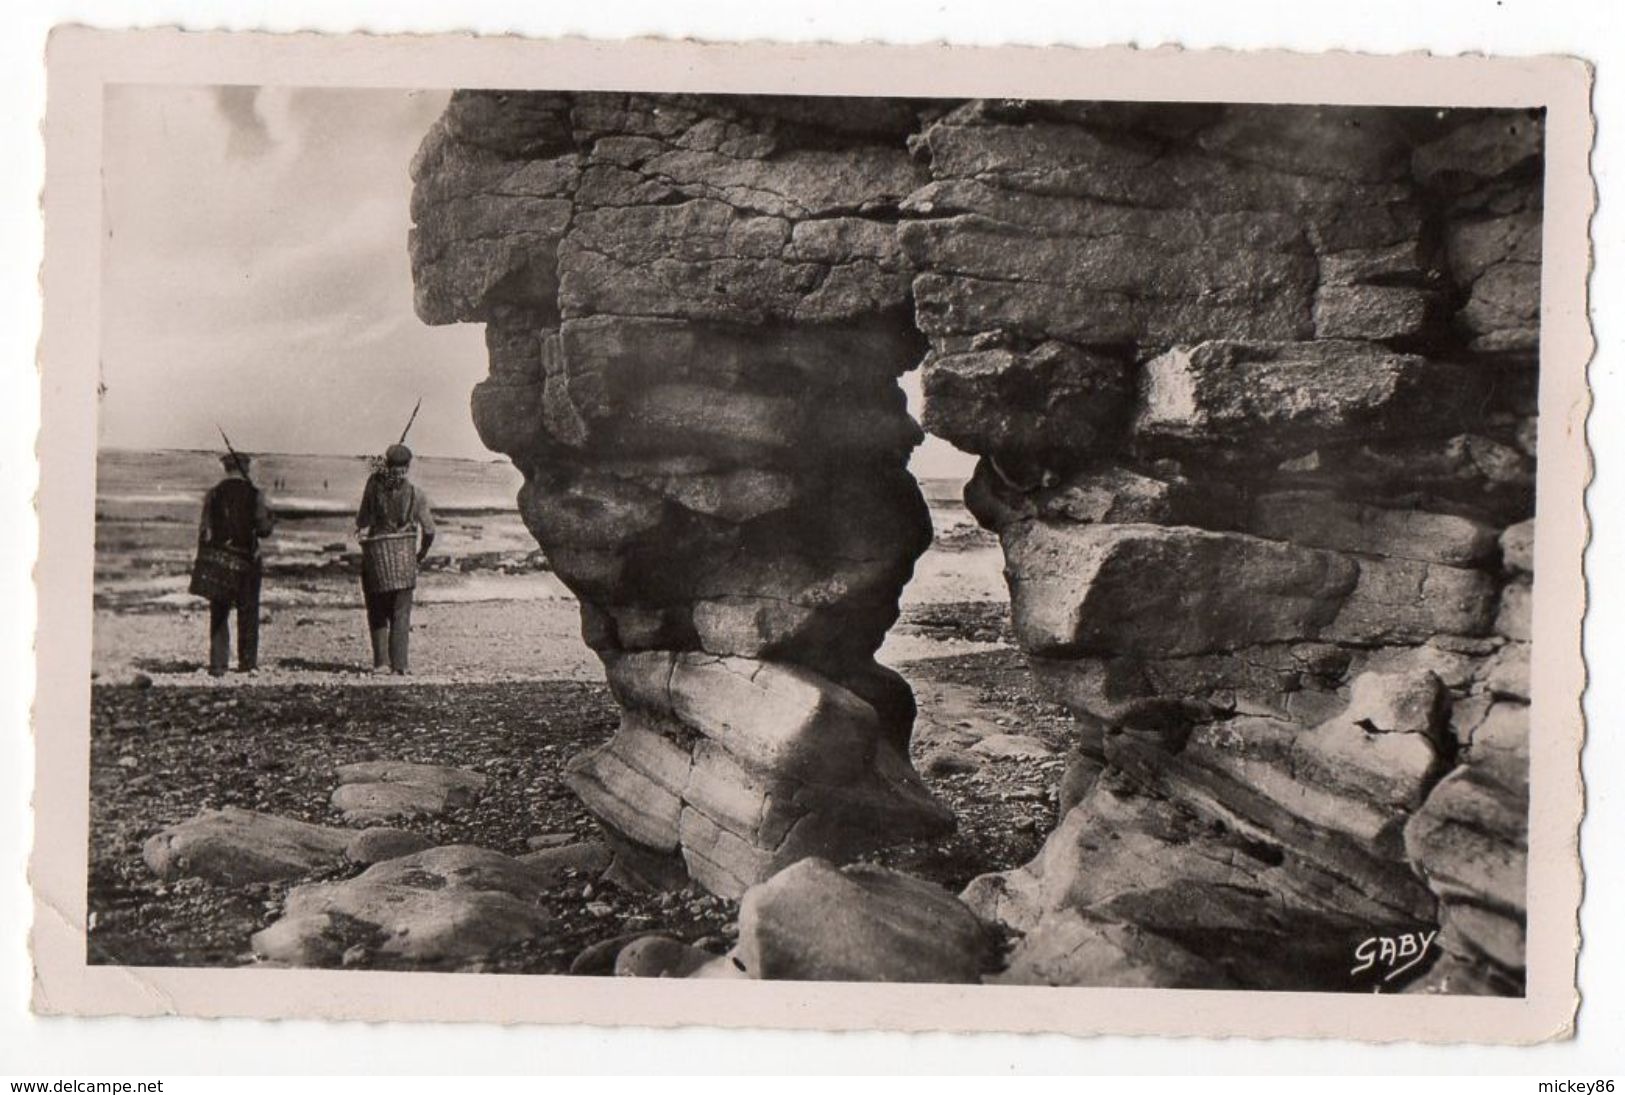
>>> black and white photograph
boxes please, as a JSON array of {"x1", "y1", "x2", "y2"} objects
[{"x1": 27, "y1": 28, "x2": 1593, "y2": 1045}]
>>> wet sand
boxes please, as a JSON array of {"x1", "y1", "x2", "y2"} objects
[{"x1": 92, "y1": 506, "x2": 1010, "y2": 686}]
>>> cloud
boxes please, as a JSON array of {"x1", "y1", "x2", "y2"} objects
[{"x1": 101, "y1": 85, "x2": 491, "y2": 459}]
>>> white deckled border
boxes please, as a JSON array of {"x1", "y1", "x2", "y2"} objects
[{"x1": 32, "y1": 26, "x2": 1595, "y2": 1043}]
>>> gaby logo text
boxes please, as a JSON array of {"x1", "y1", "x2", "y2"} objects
[{"x1": 1350, "y1": 930, "x2": 1438, "y2": 982}]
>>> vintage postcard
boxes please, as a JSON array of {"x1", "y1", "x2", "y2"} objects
[{"x1": 31, "y1": 26, "x2": 1593, "y2": 1042}]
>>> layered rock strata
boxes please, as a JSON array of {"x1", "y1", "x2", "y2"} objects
[
  {"x1": 412, "y1": 94, "x2": 1540, "y2": 993},
  {"x1": 410, "y1": 92, "x2": 952, "y2": 896},
  {"x1": 907, "y1": 102, "x2": 1540, "y2": 993}
]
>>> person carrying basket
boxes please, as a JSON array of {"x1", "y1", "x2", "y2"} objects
[
  {"x1": 192, "y1": 448, "x2": 275, "y2": 676},
  {"x1": 355, "y1": 442, "x2": 436, "y2": 675}
]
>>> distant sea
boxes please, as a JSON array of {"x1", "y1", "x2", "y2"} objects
[
  {"x1": 96, "y1": 448, "x2": 526, "y2": 523},
  {"x1": 98, "y1": 448, "x2": 970, "y2": 523}
]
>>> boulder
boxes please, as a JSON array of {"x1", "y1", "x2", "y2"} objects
[
  {"x1": 1271, "y1": 435, "x2": 1534, "y2": 524},
  {"x1": 898, "y1": 143, "x2": 1330, "y2": 346},
  {"x1": 251, "y1": 846, "x2": 551, "y2": 968},
  {"x1": 974, "y1": 772, "x2": 1434, "y2": 990},
  {"x1": 601, "y1": 141, "x2": 926, "y2": 220},
  {"x1": 959, "y1": 869, "x2": 1044, "y2": 935},
  {"x1": 1440, "y1": 902, "x2": 1526, "y2": 972},
  {"x1": 329, "y1": 761, "x2": 489, "y2": 824},
  {"x1": 143, "y1": 807, "x2": 350, "y2": 885},
  {"x1": 736, "y1": 858, "x2": 992, "y2": 983},
  {"x1": 1447, "y1": 212, "x2": 1542, "y2": 290},
  {"x1": 917, "y1": 102, "x2": 1422, "y2": 211},
  {"x1": 537, "y1": 318, "x2": 924, "y2": 466},
  {"x1": 614, "y1": 935, "x2": 716, "y2": 978},
  {"x1": 550, "y1": 315, "x2": 917, "y2": 425}
]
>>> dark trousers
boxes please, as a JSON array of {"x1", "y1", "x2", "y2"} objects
[
  {"x1": 364, "y1": 586, "x2": 414, "y2": 672},
  {"x1": 208, "y1": 568, "x2": 261, "y2": 672}
]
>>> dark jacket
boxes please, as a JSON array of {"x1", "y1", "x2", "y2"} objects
[
  {"x1": 356, "y1": 473, "x2": 436, "y2": 538},
  {"x1": 199, "y1": 476, "x2": 274, "y2": 556}
]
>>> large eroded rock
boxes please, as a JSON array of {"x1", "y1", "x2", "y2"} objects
[
  {"x1": 906, "y1": 102, "x2": 1540, "y2": 994},
  {"x1": 411, "y1": 91, "x2": 951, "y2": 895}
]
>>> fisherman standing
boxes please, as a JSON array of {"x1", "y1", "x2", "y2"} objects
[
  {"x1": 194, "y1": 450, "x2": 275, "y2": 677},
  {"x1": 355, "y1": 443, "x2": 436, "y2": 675}
]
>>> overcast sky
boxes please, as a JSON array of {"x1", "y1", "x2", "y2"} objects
[{"x1": 99, "y1": 84, "x2": 972, "y2": 477}]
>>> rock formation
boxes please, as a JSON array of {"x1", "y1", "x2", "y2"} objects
[
  {"x1": 410, "y1": 92, "x2": 953, "y2": 897},
  {"x1": 906, "y1": 102, "x2": 1540, "y2": 993},
  {"x1": 411, "y1": 93, "x2": 1539, "y2": 992}
]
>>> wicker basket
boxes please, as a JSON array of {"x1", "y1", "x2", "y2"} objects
[
  {"x1": 189, "y1": 543, "x2": 254, "y2": 604},
  {"x1": 361, "y1": 530, "x2": 418, "y2": 593}
]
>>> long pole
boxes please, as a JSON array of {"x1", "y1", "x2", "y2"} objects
[
  {"x1": 217, "y1": 425, "x2": 254, "y2": 485},
  {"x1": 398, "y1": 397, "x2": 423, "y2": 446}
]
